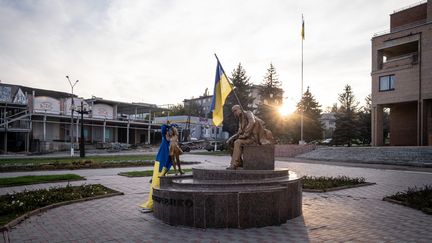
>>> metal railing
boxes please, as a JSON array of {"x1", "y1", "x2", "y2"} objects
[{"x1": 0, "y1": 110, "x2": 30, "y2": 128}]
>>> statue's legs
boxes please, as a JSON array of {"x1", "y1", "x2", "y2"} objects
[{"x1": 229, "y1": 138, "x2": 254, "y2": 169}]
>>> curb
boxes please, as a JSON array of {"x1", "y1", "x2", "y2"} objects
[
  {"x1": 382, "y1": 197, "x2": 406, "y2": 206},
  {"x1": 303, "y1": 182, "x2": 376, "y2": 193},
  {"x1": 0, "y1": 191, "x2": 124, "y2": 232},
  {"x1": 0, "y1": 178, "x2": 86, "y2": 188}
]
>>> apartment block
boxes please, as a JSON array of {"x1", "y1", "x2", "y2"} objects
[{"x1": 371, "y1": 0, "x2": 432, "y2": 146}]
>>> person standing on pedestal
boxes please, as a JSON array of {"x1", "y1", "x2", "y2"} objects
[{"x1": 226, "y1": 105, "x2": 275, "y2": 169}]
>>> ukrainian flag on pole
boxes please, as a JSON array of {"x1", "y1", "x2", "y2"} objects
[
  {"x1": 211, "y1": 55, "x2": 233, "y2": 126},
  {"x1": 301, "y1": 14, "x2": 305, "y2": 40}
]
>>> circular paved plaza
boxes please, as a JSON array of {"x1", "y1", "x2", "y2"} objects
[{"x1": 1, "y1": 154, "x2": 432, "y2": 242}]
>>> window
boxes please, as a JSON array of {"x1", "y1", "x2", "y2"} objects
[{"x1": 379, "y1": 75, "x2": 395, "y2": 91}]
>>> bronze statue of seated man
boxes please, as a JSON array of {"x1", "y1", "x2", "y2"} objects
[{"x1": 226, "y1": 105, "x2": 275, "y2": 169}]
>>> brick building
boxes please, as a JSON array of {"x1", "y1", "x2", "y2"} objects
[{"x1": 371, "y1": 0, "x2": 432, "y2": 146}]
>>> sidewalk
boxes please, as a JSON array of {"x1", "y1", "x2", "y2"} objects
[{"x1": 1, "y1": 154, "x2": 432, "y2": 242}]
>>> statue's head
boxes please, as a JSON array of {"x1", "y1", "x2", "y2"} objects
[{"x1": 231, "y1": 105, "x2": 242, "y2": 117}]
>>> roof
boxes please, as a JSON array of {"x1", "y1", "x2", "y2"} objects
[
  {"x1": 1, "y1": 82, "x2": 74, "y2": 99},
  {"x1": 86, "y1": 97, "x2": 169, "y2": 114}
]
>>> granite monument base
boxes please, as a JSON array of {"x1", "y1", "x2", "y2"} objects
[
  {"x1": 243, "y1": 144, "x2": 275, "y2": 170},
  {"x1": 153, "y1": 167, "x2": 302, "y2": 228}
]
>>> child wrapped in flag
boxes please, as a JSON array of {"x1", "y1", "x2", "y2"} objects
[{"x1": 139, "y1": 123, "x2": 172, "y2": 213}]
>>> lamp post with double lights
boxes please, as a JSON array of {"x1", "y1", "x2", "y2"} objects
[
  {"x1": 76, "y1": 100, "x2": 91, "y2": 158},
  {"x1": 66, "y1": 76, "x2": 79, "y2": 157}
]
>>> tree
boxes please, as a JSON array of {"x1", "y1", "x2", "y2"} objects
[
  {"x1": 258, "y1": 63, "x2": 283, "y2": 106},
  {"x1": 170, "y1": 103, "x2": 187, "y2": 116},
  {"x1": 332, "y1": 85, "x2": 360, "y2": 146},
  {"x1": 358, "y1": 94, "x2": 372, "y2": 145},
  {"x1": 292, "y1": 87, "x2": 323, "y2": 143},
  {"x1": 229, "y1": 63, "x2": 254, "y2": 109},
  {"x1": 222, "y1": 63, "x2": 253, "y2": 136},
  {"x1": 256, "y1": 63, "x2": 284, "y2": 139}
]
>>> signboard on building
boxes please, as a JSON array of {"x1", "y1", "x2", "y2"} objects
[
  {"x1": 13, "y1": 88, "x2": 27, "y2": 105},
  {"x1": 92, "y1": 103, "x2": 114, "y2": 119},
  {"x1": 64, "y1": 98, "x2": 89, "y2": 116},
  {"x1": 0, "y1": 86, "x2": 12, "y2": 103},
  {"x1": 33, "y1": 96, "x2": 61, "y2": 114}
]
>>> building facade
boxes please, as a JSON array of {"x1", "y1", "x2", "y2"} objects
[
  {"x1": 183, "y1": 95, "x2": 213, "y2": 118},
  {"x1": 0, "y1": 83, "x2": 167, "y2": 154},
  {"x1": 371, "y1": 0, "x2": 432, "y2": 146},
  {"x1": 184, "y1": 84, "x2": 284, "y2": 115},
  {"x1": 153, "y1": 115, "x2": 228, "y2": 141}
]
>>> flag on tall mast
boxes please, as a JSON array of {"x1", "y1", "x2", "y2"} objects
[
  {"x1": 300, "y1": 14, "x2": 305, "y2": 144},
  {"x1": 301, "y1": 14, "x2": 305, "y2": 40}
]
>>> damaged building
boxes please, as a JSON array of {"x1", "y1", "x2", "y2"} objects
[{"x1": 0, "y1": 83, "x2": 168, "y2": 154}]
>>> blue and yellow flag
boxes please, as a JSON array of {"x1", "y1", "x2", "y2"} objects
[
  {"x1": 301, "y1": 14, "x2": 305, "y2": 40},
  {"x1": 140, "y1": 124, "x2": 171, "y2": 210},
  {"x1": 210, "y1": 56, "x2": 233, "y2": 126}
]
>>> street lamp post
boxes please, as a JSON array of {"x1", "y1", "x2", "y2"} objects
[
  {"x1": 66, "y1": 76, "x2": 79, "y2": 157},
  {"x1": 77, "y1": 100, "x2": 90, "y2": 158}
]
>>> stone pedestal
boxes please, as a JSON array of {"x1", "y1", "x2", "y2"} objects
[
  {"x1": 154, "y1": 167, "x2": 302, "y2": 229},
  {"x1": 243, "y1": 145, "x2": 274, "y2": 170},
  {"x1": 152, "y1": 145, "x2": 302, "y2": 229}
]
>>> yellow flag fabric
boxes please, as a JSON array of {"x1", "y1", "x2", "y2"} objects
[
  {"x1": 139, "y1": 161, "x2": 167, "y2": 209},
  {"x1": 211, "y1": 59, "x2": 233, "y2": 126},
  {"x1": 301, "y1": 15, "x2": 305, "y2": 40}
]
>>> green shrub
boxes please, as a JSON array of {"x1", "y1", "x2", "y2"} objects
[
  {"x1": 302, "y1": 176, "x2": 366, "y2": 191},
  {"x1": 386, "y1": 185, "x2": 432, "y2": 215}
]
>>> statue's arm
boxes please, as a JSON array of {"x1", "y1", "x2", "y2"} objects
[
  {"x1": 241, "y1": 112, "x2": 256, "y2": 138},
  {"x1": 226, "y1": 133, "x2": 239, "y2": 144}
]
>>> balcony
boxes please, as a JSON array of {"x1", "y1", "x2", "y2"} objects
[{"x1": 381, "y1": 53, "x2": 418, "y2": 70}]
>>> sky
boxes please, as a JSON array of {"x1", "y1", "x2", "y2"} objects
[{"x1": 0, "y1": 0, "x2": 421, "y2": 111}]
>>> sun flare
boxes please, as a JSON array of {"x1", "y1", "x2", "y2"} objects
[{"x1": 278, "y1": 102, "x2": 297, "y2": 117}]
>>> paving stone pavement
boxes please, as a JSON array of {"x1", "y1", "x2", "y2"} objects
[{"x1": 1, "y1": 154, "x2": 432, "y2": 242}]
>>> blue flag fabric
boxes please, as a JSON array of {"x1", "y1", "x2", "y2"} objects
[{"x1": 156, "y1": 124, "x2": 172, "y2": 172}]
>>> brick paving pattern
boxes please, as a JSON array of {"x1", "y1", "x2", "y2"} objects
[{"x1": 1, "y1": 154, "x2": 432, "y2": 242}]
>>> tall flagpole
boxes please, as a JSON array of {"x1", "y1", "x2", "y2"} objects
[{"x1": 300, "y1": 14, "x2": 305, "y2": 145}]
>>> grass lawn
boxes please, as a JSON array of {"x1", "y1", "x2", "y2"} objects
[
  {"x1": 0, "y1": 155, "x2": 201, "y2": 172},
  {"x1": 384, "y1": 185, "x2": 432, "y2": 215},
  {"x1": 0, "y1": 174, "x2": 84, "y2": 187},
  {"x1": 302, "y1": 176, "x2": 368, "y2": 192},
  {"x1": 118, "y1": 168, "x2": 193, "y2": 177},
  {"x1": 0, "y1": 184, "x2": 119, "y2": 227},
  {"x1": 0, "y1": 154, "x2": 156, "y2": 166},
  {"x1": 189, "y1": 151, "x2": 229, "y2": 156},
  {"x1": 0, "y1": 154, "x2": 159, "y2": 172}
]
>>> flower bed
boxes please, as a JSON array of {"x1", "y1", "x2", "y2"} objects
[
  {"x1": 0, "y1": 184, "x2": 121, "y2": 228},
  {"x1": 302, "y1": 176, "x2": 372, "y2": 192},
  {"x1": 383, "y1": 185, "x2": 432, "y2": 215}
]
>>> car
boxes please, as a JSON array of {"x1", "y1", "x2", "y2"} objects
[
  {"x1": 179, "y1": 142, "x2": 192, "y2": 152},
  {"x1": 205, "y1": 141, "x2": 226, "y2": 151}
]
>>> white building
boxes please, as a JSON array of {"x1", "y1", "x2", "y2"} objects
[{"x1": 153, "y1": 115, "x2": 229, "y2": 141}]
